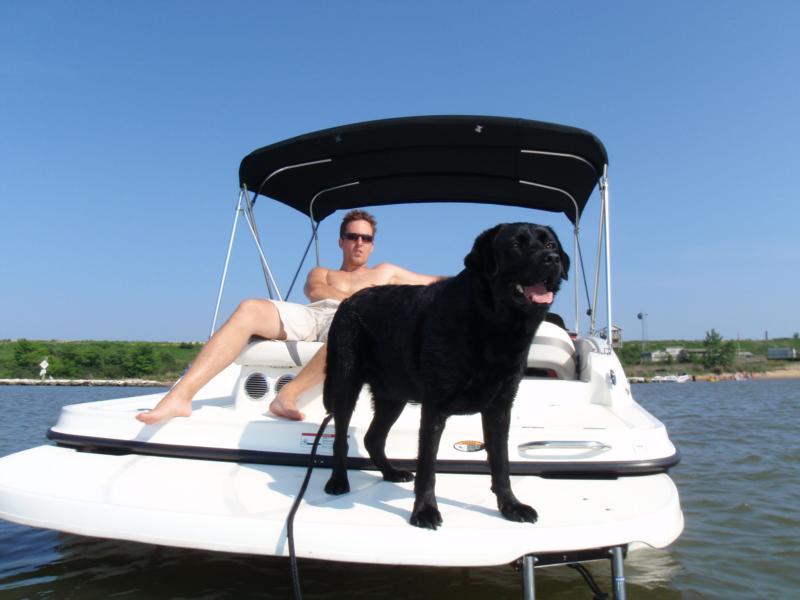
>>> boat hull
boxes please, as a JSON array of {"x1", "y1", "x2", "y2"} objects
[{"x1": 0, "y1": 445, "x2": 683, "y2": 566}]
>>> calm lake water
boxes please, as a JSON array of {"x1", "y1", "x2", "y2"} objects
[{"x1": 0, "y1": 381, "x2": 798, "y2": 599}]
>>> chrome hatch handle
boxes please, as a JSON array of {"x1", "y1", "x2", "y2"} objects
[{"x1": 518, "y1": 440, "x2": 611, "y2": 452}]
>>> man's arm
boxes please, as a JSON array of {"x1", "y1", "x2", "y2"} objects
[
  {"x1": 304, "y1": 267, "x2": 351, "y2": 302},
  {"x1": 385, "y1": 264, "x2": 446, "y2": 286}
]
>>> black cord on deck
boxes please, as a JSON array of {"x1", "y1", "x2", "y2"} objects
[{"x1": 286, "y1": 413, "x2": 333, "y2": 600}]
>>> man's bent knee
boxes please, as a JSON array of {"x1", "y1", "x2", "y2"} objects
[{"x1": 234, "y1": 299, "x2": 287, "y2": 340}]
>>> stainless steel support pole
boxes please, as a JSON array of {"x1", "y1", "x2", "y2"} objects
[
  {"x1": 590, "y1": 205, "x2": 605, "y2": 334},
  {"x1": 601, "y1": 168, "x2": 613, "y2": 345},
  {"x1": 308, "y1": 181, "x2": 361, "y2": 267},
  {"x1": 285, "y1": 229, "x2": 318, "y2": 300},
  {"x1": 573, "y1": 229, "x2": 580, "y2": 336},
  {"x1": 611, "y1": 546, "x2": 626, "y2": 600},
  {"x1": 241, "y1": 198, "x2": 283, "y2": 301},
  {"x1": 522, "y1": 555, "x2": 536, "y2": 600},
  {"x1": 210, "y1": 191, "x2": 245, "y2": 337}
]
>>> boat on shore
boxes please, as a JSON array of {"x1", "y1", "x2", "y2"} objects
[
  {"x1": 0, "y1": 116, "x2": 682, "y2": 599},
  {"x1": 651, "y1": 373, "x2": 691, "y2": 383}
]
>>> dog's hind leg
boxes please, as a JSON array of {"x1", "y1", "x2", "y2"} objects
[
  {"x1": 323, "y1": 374, "x2": 361, "y2": 495},
  {"x1": 323, "y1": 317, "x2": 364, "y2": 496},
  {"x1": 364, "y1": 395, "x2": 414, "y2": 483}
]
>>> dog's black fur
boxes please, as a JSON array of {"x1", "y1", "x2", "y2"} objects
[{"x1": 323, "y1": 222, "x2": 569, "y2": 529}]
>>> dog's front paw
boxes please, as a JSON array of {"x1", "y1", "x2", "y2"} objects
[
  {"x1": 324, "y1": 474, "x2": 350, "y2": 495},
  {"x1": 382, "y1": 468, "x2": 415, "y2": 483},
  {"x1": 410, "y1": 503, "x2": 443, "y2": 530},
  {"x1": 500, "y1": 501, "x2": 538, "y2": 524}
]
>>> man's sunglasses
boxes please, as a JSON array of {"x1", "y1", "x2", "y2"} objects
[{"x1": 342, "y1": 232, "x2": 374, "y2": 243}]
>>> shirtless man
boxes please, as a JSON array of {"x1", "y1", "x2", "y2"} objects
[{"x1": 136, "y1": 209, "x2": 442, "y2": 424}]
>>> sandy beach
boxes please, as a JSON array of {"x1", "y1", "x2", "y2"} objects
[
  {"x1": 751, "y1": 367, "x2": 800, "y2": 380},
  {"x1": 692, "y1": 367, "x2": 800, "y2": 382}
]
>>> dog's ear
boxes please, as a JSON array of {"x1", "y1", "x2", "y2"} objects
[
  {"x1": 545, "y1": 226, "x2": 570, "y2": 280},
  {"x1": 464, "y1": 224, "x2": 503, "y2": 276}
]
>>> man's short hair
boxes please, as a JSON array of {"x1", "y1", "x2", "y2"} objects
[{"x1": 340, "y1": 209, "x2": 378, "y2": 238}]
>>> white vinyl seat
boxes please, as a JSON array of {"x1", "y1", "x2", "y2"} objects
[
  {"x1": 526, "y1": 321, "x2": 577, "y2": 379},
  {"x1": 235, "y1": 339, "x2": 323, "y2": 368},
  {"x1": 236, "y1": 323, "x2": 578, "y2": 380}
]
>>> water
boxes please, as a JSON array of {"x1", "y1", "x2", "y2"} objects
[{"x1": 0, "y1": 381, "x2": 798, "y2": 599}]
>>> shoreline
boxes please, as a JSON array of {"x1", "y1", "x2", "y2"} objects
[
  {"x1": 2, "y1": 368, "x2": 799, "y2": 388},
  {"x1": 750, "y1": 367, "x2": 800, "y2": 380},
  {"x1": 0, "y1": 378, "x2": 169, "y2": 387},
  {"x1": 630, "y1": 367, "x2": 800, "y2": 383}
]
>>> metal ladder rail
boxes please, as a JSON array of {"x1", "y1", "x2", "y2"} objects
[{"x1": 520, "y1": 546, "x2": 627, "y2": 600}]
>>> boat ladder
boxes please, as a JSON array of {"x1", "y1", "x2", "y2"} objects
[{"x1": 520, "y1": 545, "x2": 626, "y2": 599}]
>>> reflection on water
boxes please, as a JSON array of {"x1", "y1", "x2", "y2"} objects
[
  {"x1": 2, "y1": 532, "x2": 687, "y2": 600},
  {"x1": 1, "y1": 381, "x2": 799, "y2": 598}
]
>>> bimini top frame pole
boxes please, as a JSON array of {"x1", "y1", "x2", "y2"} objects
[
  {"x1": 209, "y1": 159, "x2": 333, "y2": 335},
  {"x1": 210, "y1": 189, "x2": 245, "y2": 337},
  {"x1": 240, "y1": 186, "x2": 282, "y2": 299},
  {"x1": 309, "y1": 181, "x2": 361, "y2": 266},
  {"x1": 209, "y1": 188, "x2": 283, "y2": 337},
  {"x1": 518, "y1": 176, "x2": 582, "y2": 336},
  {"x1": 282, "y1": 181, "x2": 361, "y2": 299},
  {"x1": 601, "y1": 166, "x2": 612, "y2": 344}
]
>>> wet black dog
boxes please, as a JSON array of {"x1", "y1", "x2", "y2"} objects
[{"x1": 323, "y1": 223, "x2": 569, "y2": 529}]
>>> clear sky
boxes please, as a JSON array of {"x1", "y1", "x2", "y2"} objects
[{"x1": 1, "y1": 1, "x2": 798, "y2": 343}]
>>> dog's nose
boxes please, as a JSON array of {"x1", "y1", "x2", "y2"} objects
[{"x1": 544, "y1": 252, "x2": 561, "y2": 265}]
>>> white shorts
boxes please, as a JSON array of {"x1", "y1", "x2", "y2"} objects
[{"x1": 270, "y1": 299, "x2": 341, "y2": 343}]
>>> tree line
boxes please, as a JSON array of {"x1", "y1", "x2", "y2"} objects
[
  {"x1": 2, "y1": 330, "x2": 796, "y2": 380},
  {"x1": 618, "y1": 329, "x2": 799, "y2": 372},
  {"x1": 0, "y1": 339, "x2": 202, "y2": 380}
]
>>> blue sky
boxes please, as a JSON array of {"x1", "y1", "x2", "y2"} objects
[{"x1": 1, "y1": 1, "x2": 798, "y2": 343}]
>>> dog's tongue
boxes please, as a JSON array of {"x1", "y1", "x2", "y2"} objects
[{"x1": 525, "y1": 283, "x2": 553, "y2": 304}]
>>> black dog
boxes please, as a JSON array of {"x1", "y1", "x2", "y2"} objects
[{"x1": 323, "y1": 223, "x2": 569, "y2": 529}]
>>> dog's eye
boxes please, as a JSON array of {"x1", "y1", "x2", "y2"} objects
[{"x1": 545, "y1": 241, "x2": 557, "y2": 250}]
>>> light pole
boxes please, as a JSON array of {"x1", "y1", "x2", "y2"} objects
[{"x1": 637, "y1": 312, "x2": 648, "y2": 358}]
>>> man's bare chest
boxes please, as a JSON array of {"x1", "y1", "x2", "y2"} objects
[{"x1": 328, "y1": 268, "x2": 391, "y2": 294}]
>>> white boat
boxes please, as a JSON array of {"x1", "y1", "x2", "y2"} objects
[
  {"x1": 0, "y1": 116, "x2": 683, "y2": 599},
  {"x1": 651, "y1": 373, "x2": 691, "y2": 383}
]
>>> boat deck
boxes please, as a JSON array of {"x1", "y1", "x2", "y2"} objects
[{"x1": 47, "y1": 381, "x2": 679, "y2": 474}]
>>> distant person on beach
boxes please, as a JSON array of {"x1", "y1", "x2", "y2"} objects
[{"x1": 136, "y1": 209, "x2": 443, "y2": 424}]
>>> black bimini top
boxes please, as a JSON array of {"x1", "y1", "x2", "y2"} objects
[{"x1": 239, "y1": 115, "x2": 608, "y2": 224}]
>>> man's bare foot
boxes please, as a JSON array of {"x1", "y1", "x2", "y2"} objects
[
  {"x1": 269, "y1": 393, "x2": 305, "y2": 420},
  {"x1": 136, "y1": 390, "x2": 192, "y2": 424}
]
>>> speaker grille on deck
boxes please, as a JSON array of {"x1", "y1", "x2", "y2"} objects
[
  {"x1": 244, "y1": 373, "x2": 269, "y2": 399},
  {"x1": 275, "y1": 373, "x2": 296, "y2": 393}
]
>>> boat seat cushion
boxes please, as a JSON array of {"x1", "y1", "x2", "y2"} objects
[
  {"x1": 573, "y1": 337, "x2": 600, "y2": 382},
  {"x1": 236, "y1": 322, "x2": 576, "y2": 378},
  {"x1": 235, "y1": 339, "x2": 323, "y2": 367},
  {"x1": 526, "y1": 321, "x2": 576, "y2": 379}
]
